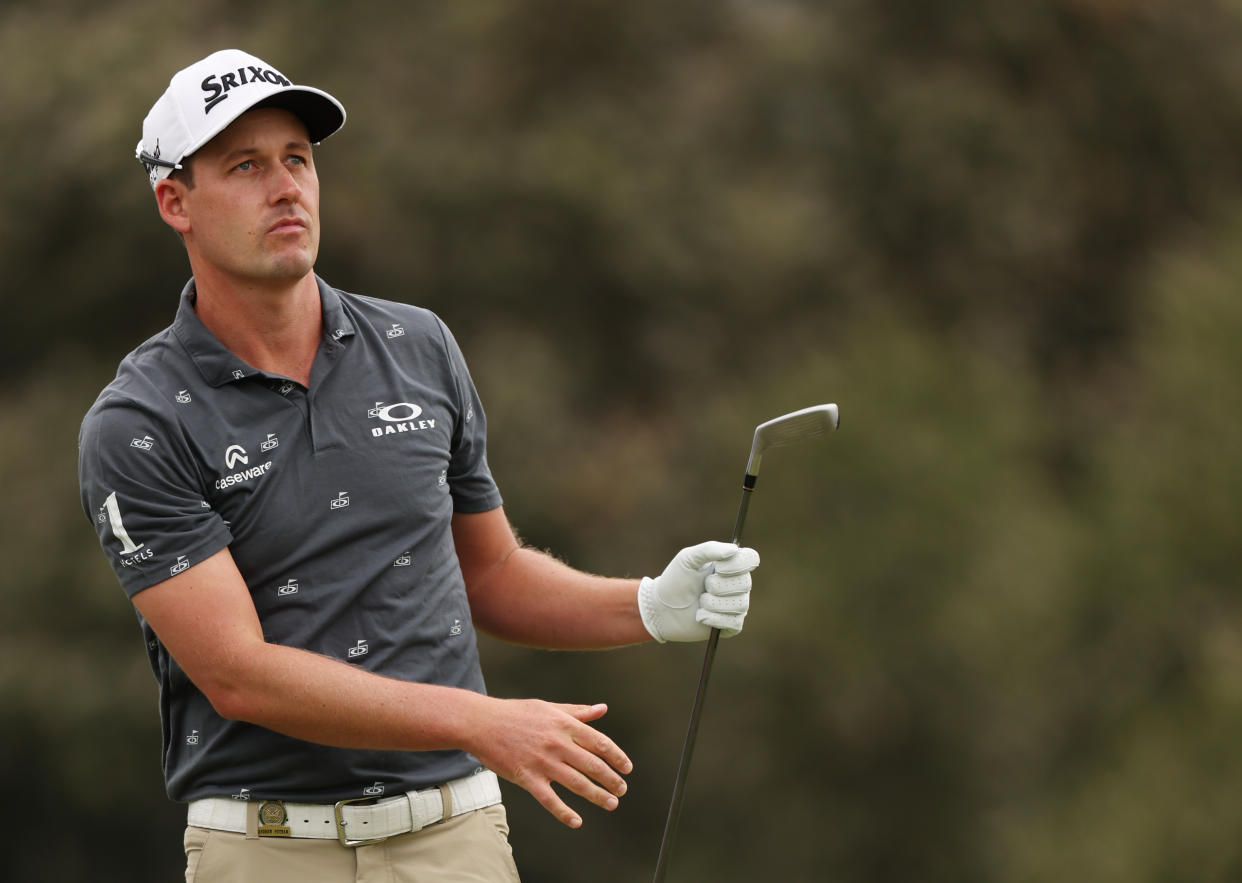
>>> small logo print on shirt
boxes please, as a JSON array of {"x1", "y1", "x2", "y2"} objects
[
  {"x1": 186, "y1": 729, "x2": 200, "y2": 746},
  {"x1": 330, "y1": 491, "x2": 351, "y2": 510},
  {"x1": 362, "y1": 782, "x2": 386, "y2": 797},
  {"x1": 175, "y1": 390, "x2": 192, "y2": 404},
  {"x1": 260, "y1": 433, "x2": 279, "y2": 452},
  {"x1": 386, "y1": 324, "x2": 405, "y2": 339},
  {"x1": 170, "y1": 555, "x2": 190, "y2": 575},
  {"x1": 232, "y1": 369, "x2": 246, "y2": 380},
  {"x1": 278, "y1": 579, "x2": 299, "y2": 596},
  {"x1": 232, "y1": 788, "x2": 252, "y2": 801},
  {"x1": 348, "y1": 640, "x2": 369, "y2": 658},
  {"x1": 277, "y1": 381, "x2": 296, "y2": 396},
  {"x1": 450, "y1": 619, "x2": 463, "y2": 637},
  {"x1": 130, "y1": 435, "x2": 154, "y2": 450},
  {"x1": 394, "y1": 552, "x2": 412, "y2": 567}
]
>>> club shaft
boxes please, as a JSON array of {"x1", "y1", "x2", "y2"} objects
[{"x1": 651, "y1": 474, "x2": 755, "y2": 882}]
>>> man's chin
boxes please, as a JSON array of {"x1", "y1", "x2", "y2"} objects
[{"x1": 264, "y1": 250, "x2": 316, "y2": 283}]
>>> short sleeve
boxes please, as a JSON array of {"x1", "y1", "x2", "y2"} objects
[
  {"x1": 78, "y1": 392, "x2": 233, "y2": 597},
  {"x1": 434, "y1": 318, "x2": 503, "y2": 514}
]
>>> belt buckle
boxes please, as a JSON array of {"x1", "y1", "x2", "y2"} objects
[{"x1": 333, "y1": 797, "x2": 390, "y2": 848}]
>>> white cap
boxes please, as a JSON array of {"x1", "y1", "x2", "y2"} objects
[{"x1": 136, "y1": 49, "x2": 346, "y2": 188}]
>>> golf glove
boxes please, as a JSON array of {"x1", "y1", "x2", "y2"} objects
[{"x1": 638, "y1": 541, "x2": 760, "y2": 643}]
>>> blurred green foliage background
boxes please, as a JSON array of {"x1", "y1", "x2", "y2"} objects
[{"x1": 4, "y1": 0, "x2": 1242, "y2": 879}]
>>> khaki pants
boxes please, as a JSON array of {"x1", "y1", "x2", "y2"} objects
[{"x1": 184, "y1": 804, "x2": 521, "y2": 882}]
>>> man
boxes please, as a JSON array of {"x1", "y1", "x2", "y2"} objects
[{"x1": 77, "y1": 49, "x2": 759, "y2": 881}]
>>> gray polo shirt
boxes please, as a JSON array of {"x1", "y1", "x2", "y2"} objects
[{"x1": 78, "y1": 276, "x2": 503, "y2": 803}]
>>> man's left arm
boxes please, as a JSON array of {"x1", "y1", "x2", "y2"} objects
[{"x1": 452, "y1": 507, "x2": 759, "y2": 649}]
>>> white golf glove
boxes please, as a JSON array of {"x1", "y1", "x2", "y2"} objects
[{"x1": 638, "y1": 541, "x2": 760, "y2": 643}]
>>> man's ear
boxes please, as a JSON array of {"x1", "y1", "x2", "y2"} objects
[{"x1": 154, "y1": 178, "x2": 192, "y2": 235}]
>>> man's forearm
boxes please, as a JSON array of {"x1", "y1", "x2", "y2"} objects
[
  {"x1": 467, "y1": 546, "x2": 654, "y2": 649},
  {"x1": 204, "y1": 634, "x2": 632, "y2": 828},
  {"x1": 209, "y1": 638, "x2": 493, "y2": 752}
]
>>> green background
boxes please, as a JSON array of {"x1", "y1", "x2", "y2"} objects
[{"x1": 5, "y1": 0, "x2": 1242, "y2": 879}]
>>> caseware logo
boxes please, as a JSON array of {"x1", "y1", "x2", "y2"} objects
[
  {"x1": 216, "y1": 443, "x2": 274, "y2": 490},
  {"x1": 225, "y1": 445, "x2": 249, "y2": 469}
]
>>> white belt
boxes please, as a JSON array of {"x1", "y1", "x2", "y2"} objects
[{"x1": 187, "y1": 769, "x2": 502, "y2": 847}]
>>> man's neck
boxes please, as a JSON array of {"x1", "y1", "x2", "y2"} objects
[{"x1": 191, "y1": 268, "x2": 323, "y2": 387}]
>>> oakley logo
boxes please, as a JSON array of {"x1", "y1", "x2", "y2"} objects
[
  {"x1": 225, "y1": 445, "x2": 249, "y2": 470},
  {"x1": 201, "y1": 66, "x2": 292, "y2": 113},
  {"x1": 368, "y1": 401, "x2": 435, "y2": 438},
  {"x1": 369, "y1": 402, "x2": 422, "y2": 422}
]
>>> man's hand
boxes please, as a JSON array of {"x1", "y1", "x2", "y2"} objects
[
  {"x1": 466, "y1": 699, "x2": 631, "y2": 829},
  {"x1": 637, "y1": 541, "x2": 760, "y2": 643}
]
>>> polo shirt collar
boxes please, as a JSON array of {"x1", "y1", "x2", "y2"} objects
[{"x1": 172, "y1": 275, "x2": 356, "y2": 387}]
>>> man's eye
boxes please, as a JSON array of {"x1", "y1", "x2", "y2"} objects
[{"x1": 235, "y1": 160, "x2": 253, "y2": 171}]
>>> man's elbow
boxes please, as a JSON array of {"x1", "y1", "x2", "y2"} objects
[
  {"x1": 192, "y1": 661, "x2": 267, "y2": 723},
  {"x1": 203, "y1": 682, "x2": 254, "y2": 722}
]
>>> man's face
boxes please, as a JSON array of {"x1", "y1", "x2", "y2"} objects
[{"x1": 176, "y1": 107, "x2": 321, "y2": 286}]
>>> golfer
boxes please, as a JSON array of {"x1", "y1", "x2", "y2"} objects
[{"x1": 77, "y1": 49, "x2": 759, "y2": 882}]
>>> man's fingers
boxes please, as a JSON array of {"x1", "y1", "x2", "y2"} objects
[
  {"x1": 557, "y1": 758, "x2": 625, "y2": 810},
  {"x1": 561, "y1": 702, "x2": 609, "y2": 724},
  {"x1": 704, "y1": 570, "x2": 752, "y2": 597},
  {"x1": 699, "y1": 590, "x2": 749, "y2": 614},
  {"x1": 528, "y1": 761, "x2": 626, "y2": 830},
  {"x1": 568, "y1": 737, "x2": 629, "y2": 797},
  {"x1": 556, "y1": 703, "x2": 633, "y2": 775},
  {"x1": 675, "y1": 541, "x2": 740, "y2": 572},
  {"x1": 528, "y1": 779, "x2": 585, "y2": 829},
  {"x1": 524, "y1": 743, "x2": 628, "y2": 828},
  {"x1": 713, "y1": 546, "x2": 760, "y2": 576},
  {"x1": 487, "y1": 699, "x2": 633, "y2": 828}
]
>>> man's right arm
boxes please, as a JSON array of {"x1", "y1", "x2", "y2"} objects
[{"x1": 132, "y1": 546, "x2": 630, "y2": 828}]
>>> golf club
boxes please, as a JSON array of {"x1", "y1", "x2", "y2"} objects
[{"x1": 651, "y1": 403, "x2": 840, "y2": 883}]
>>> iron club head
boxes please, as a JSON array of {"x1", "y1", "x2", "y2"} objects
[{"x1": 745, "y1": 403, "x2": 839, "y2": 478}]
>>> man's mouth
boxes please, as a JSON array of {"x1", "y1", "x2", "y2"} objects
[{"x1": 267, "y1": 217, "x2": 308, "y2": 235}]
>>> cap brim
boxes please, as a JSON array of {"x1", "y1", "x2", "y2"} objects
[
  {"x1": 179, "y1": 85, "x2": 346, "y2": 161},
  {"x1": 252, "y1": 87, "x2": 346, "y2": 145}
]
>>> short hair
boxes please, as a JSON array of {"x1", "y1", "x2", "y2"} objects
[{"x1": 170, "y1": 154, "x2": 196, "y2": 189}]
